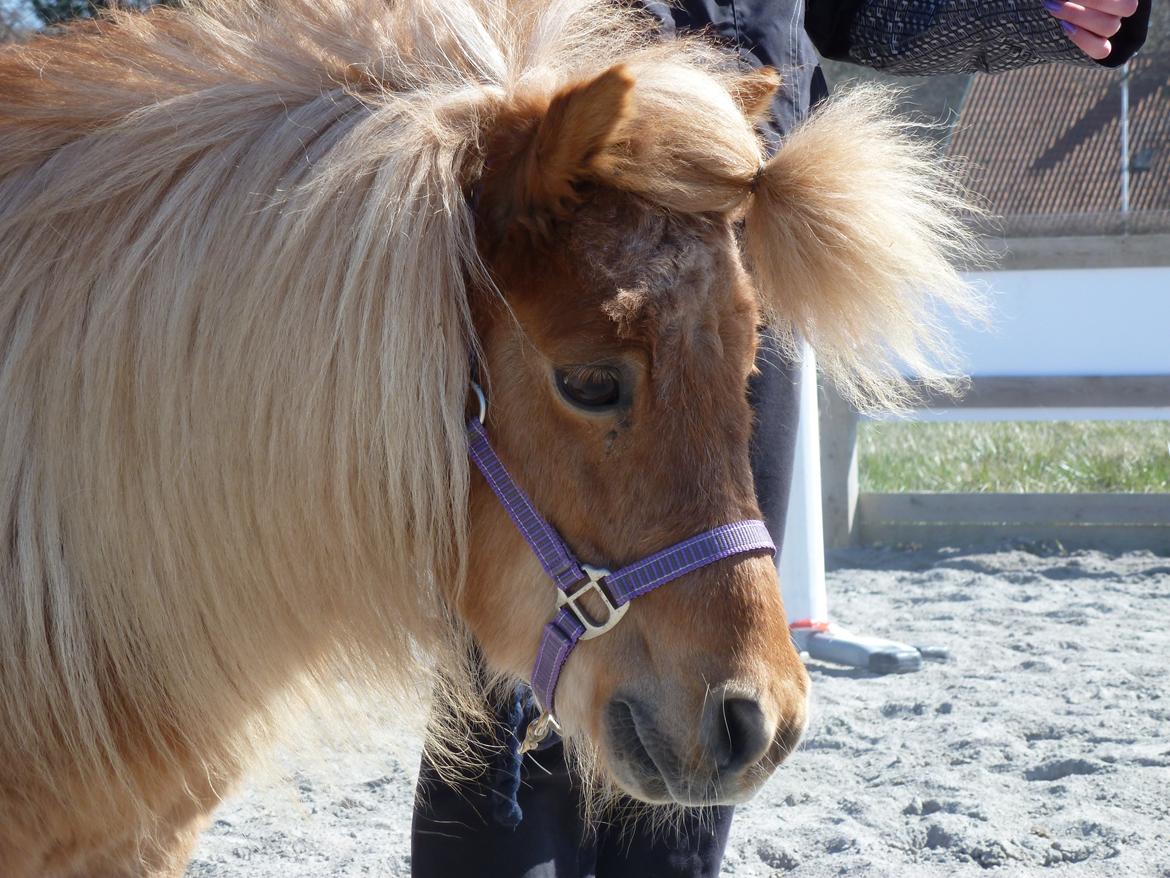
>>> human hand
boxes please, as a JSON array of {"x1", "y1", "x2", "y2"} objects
[{"x1": 1042, "y1": 0, "x2": 1140, "y2": 60}]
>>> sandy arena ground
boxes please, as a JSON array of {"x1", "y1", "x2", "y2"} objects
[{"x1": 187, "y1": 546, "x2": 1170, "y2": 877}]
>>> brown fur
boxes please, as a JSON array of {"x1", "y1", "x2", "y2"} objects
[
  {"x1": 0, "y1": 0, "x2": 982, "y2": 873},
  {"x1": 729, "y1": 66, "x2": 783, "y2": 120}
]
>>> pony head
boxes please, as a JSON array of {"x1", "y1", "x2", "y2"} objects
[{"x1": 456, "y1": 58, "x2": 978, "y2": 804}]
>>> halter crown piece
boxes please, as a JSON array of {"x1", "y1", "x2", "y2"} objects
[{"x1": 466, "y1": 383, "x2": 776, "y2": 753}]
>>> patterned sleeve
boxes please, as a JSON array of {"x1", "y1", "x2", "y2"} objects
[{"x1": 807, "y1": 0, "x2": 1152, "y2": 75}]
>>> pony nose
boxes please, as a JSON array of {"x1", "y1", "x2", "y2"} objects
[{"x1": 703, "y1": 693, "x2": 773, "y2": 774}]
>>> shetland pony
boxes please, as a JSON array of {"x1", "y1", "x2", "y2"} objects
[{"x1": 0, "y1": 0, "x2": 979, "y2": 874}]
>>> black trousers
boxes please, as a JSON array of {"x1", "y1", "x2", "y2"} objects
[
  {"x1": 412, "y1": 344, "x2": 798, "y2": 877},
  {"x1": 412, "y1": 739, "x2": 735, "y2": 878}
]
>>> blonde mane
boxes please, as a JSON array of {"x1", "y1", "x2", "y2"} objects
[
  {"x1": 0, "y1": 0, "x2": 681, "y2": 824},
  {"x1": 0, "y1": 0, "x2": 981, "y2": 846}
]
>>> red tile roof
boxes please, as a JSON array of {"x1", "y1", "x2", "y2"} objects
[{"x1": 948, "y1": 54, "x2": 1170, "y2": 235}]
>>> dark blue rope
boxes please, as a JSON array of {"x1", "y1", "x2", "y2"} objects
[{"x1": 488, "y1": 684, "x2": 561, "y2": 829}]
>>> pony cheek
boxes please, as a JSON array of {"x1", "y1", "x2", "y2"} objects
[
  {"x1": 542, "y1": 638, "x2": 617, "y2": 742},
  {"x1": 457, "y1": 568, "x2": 554, "y2": 681},
  {"x1": 462, "y1": 487, "x2": 559, "y2": 679}
]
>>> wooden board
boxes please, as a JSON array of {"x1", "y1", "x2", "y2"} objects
[
  {"x1": 858, "y1": 521, "x2": 1170, "y2": 554},
  {"x1": 856, "y1": 491, "x2": 1170, "y2": 553},
  {"x1": 916, "y1": 375, "x2": 1170, "y2": 410},
  {"x1": 859, "y1": 492, "x2": 1170, "y2": 525}
]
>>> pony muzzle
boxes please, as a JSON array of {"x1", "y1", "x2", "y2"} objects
[{"x1": 604, "y1": 681, "x2": 803, "y2": 805}]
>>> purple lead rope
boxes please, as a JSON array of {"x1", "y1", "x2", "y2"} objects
[{"x1": 467, "y1": 406, "x2": 775, "y2": 721}]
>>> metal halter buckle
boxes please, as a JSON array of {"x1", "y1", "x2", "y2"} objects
[{"x1": 557, "y1": 564, "x2": 629, "y2": 640}]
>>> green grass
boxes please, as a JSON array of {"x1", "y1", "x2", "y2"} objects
[{"x1": 859, "y1": 420, "x2": 1170, "y2": 493}]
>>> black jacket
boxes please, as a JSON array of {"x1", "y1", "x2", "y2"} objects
[{"x1": 647, "y1": 0, "x2": 1152, "y2": 142}]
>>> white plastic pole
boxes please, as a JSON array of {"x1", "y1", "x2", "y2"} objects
[
  {"x1": 776, "y1": 344, "x2": 925, "y2": 673},
  {"x1": 777, "y1": 342, "x2": 829, "y2": 626}
]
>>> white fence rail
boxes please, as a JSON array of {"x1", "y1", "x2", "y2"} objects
[{"x1": 813, "y1": 245, "x2": 1170, "y2": 555}]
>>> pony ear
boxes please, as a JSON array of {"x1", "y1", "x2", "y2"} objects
[
  {"x1": 730, "y1": 67, "x2": 780, "y2": 120},
  {"x1": 529, "y1": 64, "x2": 635, "y2": 205},
  {"x1": 479, "y1": 65, "x2": 634, "y2": 240},
  {"x1": 743, "y1": 86, "x2": 987, "y2": 411}
]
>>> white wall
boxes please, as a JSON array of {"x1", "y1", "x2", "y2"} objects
[
  {"x1": 948, "y1": 266, "x2": 1170, "y2": 377},
  {"x1": 886, "y1": 265, "x2": 1170, "y2": 423}
]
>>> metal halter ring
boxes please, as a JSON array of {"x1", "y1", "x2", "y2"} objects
[
  {"x1": 471, "y1": 381, "x2": 487, "y2": 424},
  {"x1": 557, "y1": 564, "x2": 630, "y2": 640}
]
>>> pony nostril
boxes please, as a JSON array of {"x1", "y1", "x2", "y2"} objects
[{"x1": 708, "y1": 697, "x2": 771, "y2": 774}]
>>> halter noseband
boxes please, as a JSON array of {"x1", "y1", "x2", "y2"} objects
[{"x1": 466, "y1": 383, "x2": 775, "y2": 752}]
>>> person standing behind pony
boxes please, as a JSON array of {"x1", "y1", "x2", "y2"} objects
[{"x1": 411, "y1": 0, "x2": 1151, "y2": 875}]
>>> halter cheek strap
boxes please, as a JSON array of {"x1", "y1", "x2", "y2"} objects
[{"x1": 466, "y1": 386, "x2": 775, "y2": 747}]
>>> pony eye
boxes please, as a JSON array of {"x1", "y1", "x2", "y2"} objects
[{"x1": 556, "y1": 367, "x2": 622, "y2": 410}]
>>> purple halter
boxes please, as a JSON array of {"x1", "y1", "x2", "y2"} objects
[{"x1": 466, "y1": 384, "x2": 775, "y2": 746}]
